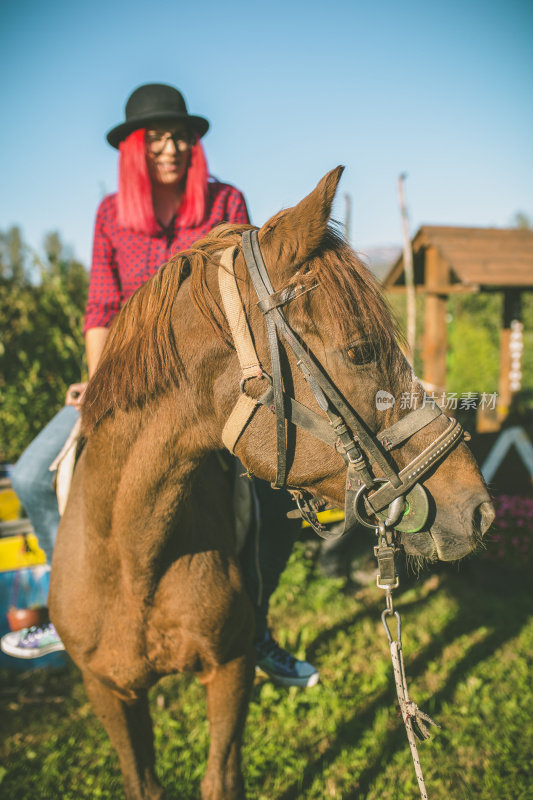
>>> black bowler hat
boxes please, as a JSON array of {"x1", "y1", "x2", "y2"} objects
[{"x1": 106, "y1": 83, "x2": 210, "y2": 148}]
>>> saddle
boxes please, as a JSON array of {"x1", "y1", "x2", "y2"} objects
[{"x1": 49, "y1": 418, "x2": 81, "y2": 516}]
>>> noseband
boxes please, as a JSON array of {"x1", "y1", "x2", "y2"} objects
[{"x1": 218, "y1": 229, "x2": 464, "y2": 540}]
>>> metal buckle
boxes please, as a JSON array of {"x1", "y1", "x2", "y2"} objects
[
  {"x1": 374, "y1": 521, "x2": 399, "y2": 590},
  {"x1": 353, "y1": 480, "x2": 389, "y2": 529},
  {"x1": 239, "y1": 370, "x2": 271, "y2": 394},
  {"x1": 293, "y1": 489, "x2": 328, "y2": 536}
]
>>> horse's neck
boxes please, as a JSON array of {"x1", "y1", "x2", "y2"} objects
[
  {"x1": 81, "y1": 315, "x2": 239, "y2": 597},
  {"x1": 83, "y1": 395, "x2": 212, "y2": 588}
]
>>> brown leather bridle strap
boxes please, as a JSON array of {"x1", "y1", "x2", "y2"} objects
[
  {"x1": 242, "y1": 229, "x2": 398, "y2": 491},
  {"x1": 367, "y1": 417, "x2": 463, "y2": 512},
  {"x1": 241, "y1": 232, "x2": 288, "y2": 488},
  {"x1": 217, "y1": 245, "x2": 327, "y2": 458},
  {"x1": 378, "y1": 404, "x2": 442, "y2": 451},
  {"x1": 218, "y1": 231, "x2": 466, "y2": 538}
]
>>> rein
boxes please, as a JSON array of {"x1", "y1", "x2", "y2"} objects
[{"x1": 218, "y1": 229, "x2": 466, "y2": 540}]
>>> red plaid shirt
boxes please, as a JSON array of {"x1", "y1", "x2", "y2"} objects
[{"x1": 84, "y1": 180, "x2": 249, "y2": 331}]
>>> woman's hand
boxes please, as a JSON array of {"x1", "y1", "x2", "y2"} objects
[{"x1": 65, "y1": 382, "x2": 88, "y2": 410}]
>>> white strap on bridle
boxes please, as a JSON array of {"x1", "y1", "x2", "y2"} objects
[{"x1": 218, "y1": 245, "x2": 264, "y2": 453}]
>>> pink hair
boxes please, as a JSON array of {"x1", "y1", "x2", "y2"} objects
[{"x1": 117, "y1": 129, "x2": 208, "y2": 233}]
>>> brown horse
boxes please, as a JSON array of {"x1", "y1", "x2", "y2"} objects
[{"x1": 49, "y1": 167, "x2": 494, "y2": 800}]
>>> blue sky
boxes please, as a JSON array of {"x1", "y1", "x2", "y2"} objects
[{"x1": 1, "y1": 0, "x2": 532, "y2": 266}]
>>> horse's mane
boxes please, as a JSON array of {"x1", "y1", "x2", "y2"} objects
[
  {"x1": 82, "y1": 223, "x2": 252, "y2": 435},
  {"x1": 82, "y1": 221, "x2": 402, "y2": 436}
]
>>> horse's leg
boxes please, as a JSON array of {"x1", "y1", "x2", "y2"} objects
[
  {"x1": 82, "y1": 671, "x2": 164, "y2": 800},
  {"x1": 201, "y1": 652, "x2": 254, "y2": 800}
]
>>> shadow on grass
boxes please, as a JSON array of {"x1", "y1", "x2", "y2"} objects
[
  {"x1": 276, "y1": 561, "x2": 533, "y2": 800},
  {"x1": 0, "y1": 656, "x2": 79, "y2": 724},
  {"x1": 2, "y1": 559, "x2": 531, "y2": 800},
  {"x1": 305, "y1": 571, "x2": 442, "y2": 663}
]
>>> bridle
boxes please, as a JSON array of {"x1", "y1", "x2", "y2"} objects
[{"x1": 218, "y1": 229, "x2": 465, "y2": 540}]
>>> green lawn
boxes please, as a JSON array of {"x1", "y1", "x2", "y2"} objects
[{"x1": 1, "y1": 536, "x2": 532, "y2": 800}]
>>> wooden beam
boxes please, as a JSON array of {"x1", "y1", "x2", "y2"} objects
[
  {"x1": 386, "y1": 284, "x2": 479, "y2": 295},
  {"x1": 422, "y1": 246, "x2": 449, "y2": 391}
]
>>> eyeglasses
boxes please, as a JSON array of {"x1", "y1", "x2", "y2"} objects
[{"x1": 145, "y1": 130, "x2": 194, "y2": 154}]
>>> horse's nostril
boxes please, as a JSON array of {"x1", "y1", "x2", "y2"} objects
[{"x1": 475, "y1": 500, "x2": 495, "y2": 537}]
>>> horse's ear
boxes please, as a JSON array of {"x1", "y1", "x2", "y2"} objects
[{"x1": 259, "y1": 165, "x2": 344, "y2": 282}]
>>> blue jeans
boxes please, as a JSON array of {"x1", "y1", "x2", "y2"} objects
[{"x1": 10, "y1": 406, "x2": 79, "y2": 564}]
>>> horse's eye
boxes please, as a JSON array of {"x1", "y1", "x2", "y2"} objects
[{"x1": 346, "y1": 341, "x2": 376, "y2": 365}]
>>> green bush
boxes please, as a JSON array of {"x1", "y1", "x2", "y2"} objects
[
  {"x1": 446, "y1": 292, "x2": 501, "y2": 395},
  {"x1": 0, "y1": 227, "x2": 88, "y2": 463},
  {"x1": 389, "y1": 290, "x2": 533, "y2": 399}
]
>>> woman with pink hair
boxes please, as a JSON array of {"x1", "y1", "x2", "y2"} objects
[
  {"x1": 2, "y1": 84, "x2": 318, "y2": 689},
  {"x1": 82, "y1": 83, "x2": 248, "y2": 391}
]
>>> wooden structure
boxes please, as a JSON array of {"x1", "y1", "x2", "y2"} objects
[{"x1": 383, "y1": 226, "x2": 533, "y2": 426}]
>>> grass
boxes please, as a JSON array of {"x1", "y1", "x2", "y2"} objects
[{"x1": 1, "y1": 534, "x2": 532, "y2": 800}]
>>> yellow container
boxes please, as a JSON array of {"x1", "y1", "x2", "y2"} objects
[
  {"x1": 0, "y1": 533, "x2": 47, "y2": 573},
  {"x1": 0, "y1": 489, "x2": 21, "y2": 522},
  {"x1": 301, "y1": 508, "x2": 345, "y2": 528}
]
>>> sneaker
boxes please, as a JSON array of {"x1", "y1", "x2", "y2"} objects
[
  {"x1": 255, "y1": 630, "x2": 319, "y2": 688},
  {"x1": 1, "y1": 623, "x2": 65, "y2": 659}
]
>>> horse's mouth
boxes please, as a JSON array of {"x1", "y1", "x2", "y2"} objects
[
  {"x1": 400, "y1": 528, "x2": 479, "y2": 562},
  {"x1": 401, "y1": 499, "x2": 495, "y2": 562},
  {"x1": 400, "y1": 530, "x2": 437, "y2": 559}
]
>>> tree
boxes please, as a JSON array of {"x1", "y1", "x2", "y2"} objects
[
  {"x1": 0, "y1": 227, "x2": 88, "y2": 462},
  {"x1": 512, "y1": 211, "x2": 532, "y2": 230}
]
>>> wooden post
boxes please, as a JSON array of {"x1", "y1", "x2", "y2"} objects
[
  {"x1": 498, "y1": 289, "x2": 523, "y2": 422},
  {"x1": 422, "y1": 246, "x2": 448, "y2": 392},
  {"x1": 344, "y1": 193, "x2": 352, "y2": 245},
  {"x1": 398, "y1": 174, "x2": 416, "y2": 365}
]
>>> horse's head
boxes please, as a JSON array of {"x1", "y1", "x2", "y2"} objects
[{"x1": 226, "y1": 166, "x2": 494, "y2": 561}]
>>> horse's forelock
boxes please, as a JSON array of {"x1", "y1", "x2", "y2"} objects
[{"x1": 285, "y1": 228, "x2": 404, "y2": 365}]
